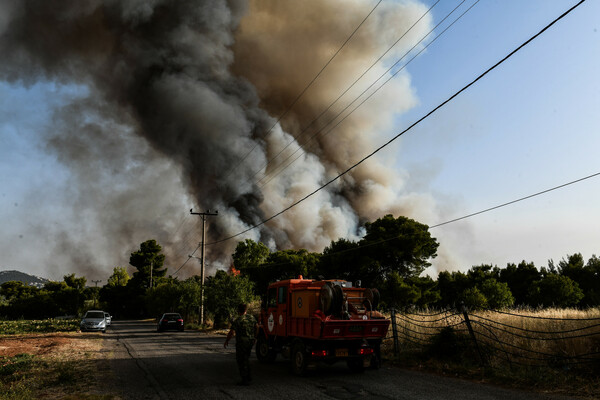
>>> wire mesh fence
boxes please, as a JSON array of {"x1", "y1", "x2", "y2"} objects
[{"x1": 384, "y1": 306, "x2": 600, "y2": 370}]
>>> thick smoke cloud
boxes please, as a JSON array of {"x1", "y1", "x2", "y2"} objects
[{"x1": 0, "y1": 0, "x2": 455, "y2": 279}]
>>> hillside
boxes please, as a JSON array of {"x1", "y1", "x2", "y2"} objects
[{"x1": 0, "y1": 270, "x2": 49, "y2": 288}]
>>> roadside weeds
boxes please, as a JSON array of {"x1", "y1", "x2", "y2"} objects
[{"x1": 0, "y1": 332, "x2": 118, "y2": 400}]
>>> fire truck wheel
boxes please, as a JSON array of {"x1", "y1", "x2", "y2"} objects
[
  {"x1": 291, "y1": 342, "x2": 308, "y2": 376},
  {"x1": 347, "y1": 358, "x2": 365, "y2": 373},
  {"x1": 370, "y1": 349, "x2": 381, "y2": 369},
  {"x1": 369, "y1": 341, "x2": 382, "y2": 369},
  {"x1": 256, "y1": 335, "x2": 276, "y2": 363}
]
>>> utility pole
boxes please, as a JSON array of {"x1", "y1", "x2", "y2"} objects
[
  {"x1": 91, "y1": 280, "x2": 101, "y2": 308},
  {"x1": 149, "y1": 260, "x2": 153, "y2": 289},
  {"x1": 190, "y1": 209, "x2": 218, "y2": 326}
]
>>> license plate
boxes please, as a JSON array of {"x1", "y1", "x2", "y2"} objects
[{"x1": 335, "y1": 349, "x2": 348, "y2": 357}]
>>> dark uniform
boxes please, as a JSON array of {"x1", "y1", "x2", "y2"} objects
[{"x1": 231, "y1": 313, "x2": 257, "y2": 383}]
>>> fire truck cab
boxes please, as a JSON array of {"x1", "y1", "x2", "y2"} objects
[{"x1": 256, "y1": 276, "x2": 390, "y2": 375}]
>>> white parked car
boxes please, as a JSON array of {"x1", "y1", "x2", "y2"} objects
[
  {"x1": 80, "y1": 310, "x2": 107, "y2": 333},
  {"x1": 104, "y1": 312, "x2": 112, "y2": 326}
]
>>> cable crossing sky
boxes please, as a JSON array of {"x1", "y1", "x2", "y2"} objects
[{"x1": 203, "y1": 0, "x2": 587, "y2": 248}]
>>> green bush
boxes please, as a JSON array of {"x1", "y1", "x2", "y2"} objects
[{"x1": 0, "y1": 319, "x2": 79, "y2": 335}]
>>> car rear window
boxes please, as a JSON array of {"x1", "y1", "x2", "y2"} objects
[
  {"x1": 86, "y1": 311, "x2": 105, "y2": 318},
  {"x1": 163, "y1": 314, "x2": 181, "y2": 320}
]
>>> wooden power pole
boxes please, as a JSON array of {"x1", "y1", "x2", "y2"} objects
[{"x1": 190, "y1": 209, "x2": 218, "y2": 326}]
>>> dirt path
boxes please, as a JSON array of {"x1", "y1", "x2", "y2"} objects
[{"x1": 0, "y1": 332, "x2": 101, "y2": 358}]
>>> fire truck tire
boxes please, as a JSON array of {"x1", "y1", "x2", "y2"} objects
[
  {"x1": 291, "y1": 342, "x2": 308, "y2": 376},
  {"x1": 366, "y1": 339, "x2": 382, "y2": 369},
  {"x1": 347, "y1": 358, "x2": 365, "y2": 373},
  {"x1": 370, "y1": 347, "x2": 382, "y2": 369},
  {"x1": 256, "y1": 335, "x2": 276, "y2": 363}
]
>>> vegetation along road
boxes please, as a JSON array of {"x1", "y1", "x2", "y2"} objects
[{"x1": 104, "y1": 320, "x2": 576, "y2": 400}]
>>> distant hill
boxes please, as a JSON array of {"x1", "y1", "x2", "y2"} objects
[{"x1": 0, "y1": 270, "x2": 49, "y2": 288}]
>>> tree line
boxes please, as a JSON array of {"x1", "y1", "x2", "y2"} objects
[{"x1": 1, "y1": 214, "x2": 598, "y2": 325}]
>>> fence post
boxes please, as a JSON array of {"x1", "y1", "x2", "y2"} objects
[
  {"x1": 460, "y1": 302, "x2": 486, "y2": 366},
  {"x1": 390, "y1": 308, "x2": 399, "y2": 359}
]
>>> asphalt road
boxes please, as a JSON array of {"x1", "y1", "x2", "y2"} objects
[{"x1": 103, "y1": 320, "x2": 575, "y2": 400}]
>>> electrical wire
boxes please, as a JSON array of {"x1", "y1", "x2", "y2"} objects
[
  {"x1": 221, "y1": 0, "x2": 383, "y2": 182},
  {"x1": 174, "y1": 1, "x2": 385, "y2": 274},
  {"x1": 168, "y1": 228, "x2": 202, "y2": 274},
  {"x1": 258, "y1": 0, "x2": 471, "y2": 188},
  {"x1": 251, "y1": 0, "x2": 443, "y2": 185},
  {"x1": 205, "y1": 0, "x2": 587, "y2": 246},
  {"x1": 430, "y1": 171, "x2": 600, "y2": 229},
  {"x1": 189, "y1": 169, "x2": 599, "y2": 276},
  {"x1": 172, "y1": 243, "x2": 201, "y2": 276}
]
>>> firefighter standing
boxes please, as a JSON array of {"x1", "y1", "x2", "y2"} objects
[{"x1": 224, "y1": 303, "x2": 258, "y2": 385}]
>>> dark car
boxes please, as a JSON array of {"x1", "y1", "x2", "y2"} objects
[{"x1": 157, "y1": 313, "x2": 184, "y2": 332}]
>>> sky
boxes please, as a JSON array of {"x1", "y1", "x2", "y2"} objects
[
  {"x1": 391, "y1": 0, "x2": 600, "y2": 274},
  {"x1": 0, "y1": 0, "x2": 598, "y2": 282}
]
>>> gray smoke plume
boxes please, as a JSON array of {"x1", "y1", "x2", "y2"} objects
[{"x1": 0, "y1": 0, "x2": 457, "y2": 279}]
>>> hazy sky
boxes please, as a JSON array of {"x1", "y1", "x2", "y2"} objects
[
  {"x1": 395, "y1": 0, "x2": 600, "y2": 274},
  {"x1": 1, "y1": 0, "x2": 598, "y2": 281}
]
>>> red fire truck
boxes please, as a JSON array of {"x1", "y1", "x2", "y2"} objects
[{"x1": 255, "y1": 276, "x2": 390, "y2": 375}]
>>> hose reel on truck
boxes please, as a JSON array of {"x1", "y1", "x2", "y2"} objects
[{"x1": 319, "y1": 281, "x2": 344, "y2": 316}]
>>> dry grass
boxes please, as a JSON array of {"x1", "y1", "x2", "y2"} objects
[
  {"x1": 0, "y1": 332, "x2": 117, "y2": 400},
  {"x1": 470, "y1": 308, "x2": 600, "y2": 365},
  {"x1": 382, "y1": 308, "x2": 600, "y2": 398}
]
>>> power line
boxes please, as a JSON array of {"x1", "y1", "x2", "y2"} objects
[
  {"x1": 172, "y1": 210, "x2": 218, "y2": 279},
  {"x1": 173, "y1": 0, "x2": 449, "y2": 270},
  {"x1": 171, "y1": 212, "x2": 190, "y2": 237},
  {"x1": 232, "y1": 170, "x2": 600, "y2": 270},
  {"x1": 321, "y1": 171, "x2": 600, "y2": 256},
  {"x1": 172, "y1": 242, "x2": 200, "y2": 276},
  {"x1": 221, "y1": 0, "x2": 383, "y2": 181},
  {"x1": 168, "y1": 227, "x2": 203, "y2": 268},
  {"x1": 171, "y1": 224, "x2": 201, "y2": 254},
  {"x1": 206, "y1": 0, "x2": 587, "y2": 246},
  {"x1": 258, "y1": 0, "x2": 475, "y2": 189},
  {"x1": 429, "y1": 171, "x2": 600, "y2": 229},
  {"x1": 252, "y1": 0, "x2": 444, "y2": 185},
  {"x1": 172, "y1": 0, "x2": 419, "y2": 272},
  {"x1": 170, "y1": 219, "x2": 208, "y2": 277}
]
